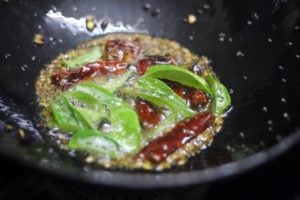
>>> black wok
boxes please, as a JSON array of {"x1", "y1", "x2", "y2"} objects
[{"x1": 0, "y1": 0, "x2": 300, "y2": 189}]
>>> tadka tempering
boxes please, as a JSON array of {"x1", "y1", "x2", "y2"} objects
[{"x1": 35, "y1": 33, "x2": 231, "y2": 171}]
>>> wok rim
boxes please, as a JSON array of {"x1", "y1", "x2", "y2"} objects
[{"x1": 0, "y1": 128, "x2": 299, "y2": 189}]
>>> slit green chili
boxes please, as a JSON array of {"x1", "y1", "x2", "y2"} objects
[
  {"x1": 51, "y1": 82, "x2": 142, "y2": 156},
  {"x1": 50, "y1": 95, "x2": 88, "y2": 132},
  {"x1": 123, "y1": 76, "x2": 195, "y2": 118},
  {"x1": 109, "y1": 107, "x2": 141, "y2": 154},
  {"x1": 144, "y1": 64, "x2": 211, "y2": 93},
  {"x1": 69, "y1": 129, "x2": 120, "y2": 158},
  {"x1": 143, "y1": 64, "x2": 231, "y2": 115},
  {"x1": 62, "y1": 46, "x2": 102, "y2": 68},
  {"x1": 206, "y1": 74, "x2": 231, "y2": 115}
]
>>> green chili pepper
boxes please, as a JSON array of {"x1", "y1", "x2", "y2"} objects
[
  {"x1": 70, "y1": 107, "x2": 141, "y2": 155},
  {"x1": 68, "y1": 129, "x2": 120, "y2": 158},
  {"x1": 50, "y1": 95, "x2": 88, "y2": 132},
  {"x1": 144, "y1": 64, "x2": 231, "y2": 115},
  {"x1": 109, "y1": 107, "x2": 141, "y2": 154},
  {"x1": 50, "y1": 83, "x2": 123, "y2": 132},
  {"x1": 71, "y1": 107, "x2": 104, "y2": 129},
  {"x1": 69, "y1": 82, "x2": 124, "y2": 108},
  {"x1": 65, "y1": 90, "x2": 103, "y2": 110},
  {"x1": 102, "y1": 69, "x2": 134, "y2": 92},
  {"x1": 51, "y1": 91, "x2": 108, "y2": 131},
  {"x1": 144, "y1": 65, "x2": 211, "y2": 93},
  {"x1": 206, "y1": 74, "x2": 231, "y2": 115},
  {"x1": 51, "y1": 82, "x2": 142, "y2": 156},
  {"x1": 123, "y1": 77, "x2": 195, "y2": 118},
  {"x1": 51, "y1": 94, "x2": 102, "y2": 131},
  {"x1": 62, "y1": 46, "x2": 102, "y2": 68}
]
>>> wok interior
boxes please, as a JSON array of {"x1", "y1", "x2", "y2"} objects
[{"x1": 0, "y1": 0, "x2": 299, "y2": 177}]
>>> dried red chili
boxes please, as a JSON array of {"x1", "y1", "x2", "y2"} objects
[
  {"x1": 167, "y1": 81, "x2": 186, "y2": 98},
  {"x1": 136, "y1": 100, "x2": 160, "y2": 129},
  {"x1": 166, "y1": 81, "x2": 208, "y2": 108},
  {"x1": 138, "y1": 112, "x2": 215, "y2": 163},
  {"x1": 52, "y1": 61, "x2": 128, "y2": 90},
  {"x1": 186, "y1": 90, "x2": 208, "y2": 108},
  {"x1": 104, "y1": 39, "x2": 141, "y2": 64},
  {"x1": 137, "y1": 55, "x2": 177, "y2": 75}
]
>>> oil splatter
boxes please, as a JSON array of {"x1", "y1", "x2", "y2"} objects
[
  {"x1": 218, "y1": 32, "x2": 226, "y2": 42},
  {"x1": 236, "y1": 50, "x2": 245, "y2": 57},
  {"x1": 281, "y1": 97, "x2": 287, "y2": 103},
  {"x1": 20, "y1": 64, "x2": 29, "y2": 71},
  {"x1": 262, "y1": 106, "x2": 268, "y2": 113},
  {"x1": 251, "y1": 12, "x2": 260, "y2": 20},
  {"x1": 143, "y1": 3, "x2": 151, "y2": 11},
  {"x1": 278, "y1": 65, "x2": 284, "y2": 70},
  {"x1": 4, "y1": 53, "x2": 12, "y2": 59},
  {"x1": 202, "y1": 4, "x2": 210, "y2": 10},
  {"x1": 247, "y1": 20, "x2": 253, "y2": 25},
  {"x1": 239, "y1": 132, "x2": 245, "y2": 138},
  {"x1": 283, "y1": 112, "x2": 290, "y2": 121}
]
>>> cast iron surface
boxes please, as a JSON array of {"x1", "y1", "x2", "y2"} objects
[
  {"x1": 0, "y1": 0, "x2": 300, "y2": 188},
  {"x1": 0, "y1": 143, "x2": 300, "y2": 199}
]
